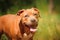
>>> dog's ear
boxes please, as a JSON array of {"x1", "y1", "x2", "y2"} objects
[
  {"x1": 32, "y1": 8, "x2": 41, "y2": 17},
  {"x1": 32, "y1": 8, "x2": 39, "y2": 13},
  {"x1": 17, "y1": 9, "x2": 25, "y2": 16}
]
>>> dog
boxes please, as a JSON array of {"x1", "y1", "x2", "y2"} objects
[{"x1": 0, "y1": 8, "x2": 40, "y2": 40}]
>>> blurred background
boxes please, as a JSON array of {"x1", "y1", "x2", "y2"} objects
[{"x1": 0, "y1": 0, "x2": 60, "y2": 40}]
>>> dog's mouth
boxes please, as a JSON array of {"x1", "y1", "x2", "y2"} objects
[{"x1": 24, "y1": 24, "x2": 37, "y2": 32}]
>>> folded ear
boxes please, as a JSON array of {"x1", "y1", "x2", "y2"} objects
[
  {"x1": 32, "y1": 8, "x2": 39, "y2": 13},
  {"x1": 17, "y1": 9, "x2": 25, "y2": 16},
  {"x1": 32, "y1": 8, "x2": 41, "y2": 17}
]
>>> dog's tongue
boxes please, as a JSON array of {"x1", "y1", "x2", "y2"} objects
[{"x1": 30, "y1": 28, "x2": 37, "y2": 32}]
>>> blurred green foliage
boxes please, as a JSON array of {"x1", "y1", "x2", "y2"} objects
[{"x1": 0, "y1": 0, "x2": 60, "y2": 15}]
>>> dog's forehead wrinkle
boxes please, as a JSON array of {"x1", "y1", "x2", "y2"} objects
[
  {"x1": 26, "y1": 9, "x2": 34, "y2": 14},
  {"x1": 24, "y1": 13, "x2": 28, "y2": 16},
  {"x1": 26, "y1": 8, "x2": 39, "y2": 14}
]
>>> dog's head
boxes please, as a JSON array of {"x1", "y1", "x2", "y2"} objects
[{"x1": 17, "y1": 8, "x2": 40, "y2": 33}]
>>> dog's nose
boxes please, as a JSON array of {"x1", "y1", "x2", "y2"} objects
[{"x1": 31, "y1": 19, "x2": 36, "y2": 22}]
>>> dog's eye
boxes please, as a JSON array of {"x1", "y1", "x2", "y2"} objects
[
  {"x1": 25, "y1": 15, "x2": 29, "y2": 17},
  {"x1": 34, "y1": 14, "x2": 37, "y2": 16}
]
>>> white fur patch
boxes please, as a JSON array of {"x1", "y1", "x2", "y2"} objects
[{"x1": 24, "y1": 33, "x2": 27, "y2": 36}]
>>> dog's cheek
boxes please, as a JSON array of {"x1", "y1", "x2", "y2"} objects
[{"x1": 22, "y1": 18, "x2": 28, "y2": 23}]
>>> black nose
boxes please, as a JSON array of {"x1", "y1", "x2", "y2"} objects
[{"x1": 31, "y1": 19, "x2": 36, "y2": 22}]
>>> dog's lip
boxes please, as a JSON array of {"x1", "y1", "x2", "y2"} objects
[{"x1": 30, "y1": 28, "x2": 37, "y2": 32}]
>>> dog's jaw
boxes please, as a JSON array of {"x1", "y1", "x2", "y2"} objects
[{"x1": 23, "y1": 23, "x2": 37, "y2": 33}]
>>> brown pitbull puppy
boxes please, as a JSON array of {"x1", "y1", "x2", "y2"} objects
[{"x1": 0, "y1": 8, "x2": 40, "y2": 40}]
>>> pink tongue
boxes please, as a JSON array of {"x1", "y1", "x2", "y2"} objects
[{"x1": 30, "y1": 28, "x2": 37, "y2": 32}]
